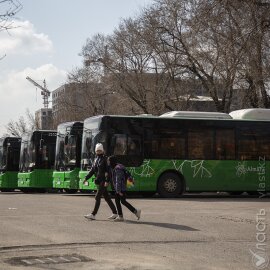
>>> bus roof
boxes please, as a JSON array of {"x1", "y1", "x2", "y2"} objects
[
  {"x1": 57, "y1": 121, "x2": 83, "y2": 129},
  {"x1": 159, "y1": 111, "x2": 232, "y2": 119},
  {"x1": 85, "y1": 109, "x2": 270, "y2": 124},
  {"x1": 229, "y1": 109, "x2": 270, "y2": 121}
]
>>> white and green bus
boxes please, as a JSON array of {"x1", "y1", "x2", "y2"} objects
[{"x1": 79, "y1": 109, "x2": 270, "y2": 197}]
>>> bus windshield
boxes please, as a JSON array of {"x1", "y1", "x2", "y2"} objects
[
  {"x1": 20, "y1": 132, "x2": 56, "y2": 172},
  {"x1": 81, "y1": 130, "x2": 106, "y2": 170},
  {"x1": 19, "y1": 134, "x2": 35, "y2": 172},
  {"x1": 64, "y1": 135, "x2": 77, "y2": 170},
  {"x1": 54, "y1": 122, "x2": 83, "y2": 171},
  {"x1": 81, "y1": 130, "x2": 94, "y2": 170},
  {"x1": 81, "y1": 117, "x2": 103, "y2": 170},
  {"x1": 55, "y1": 135, "x2": 79, "y2": 171},
  {"x1": 55, "y1": 134, "x2": 65, "y2": 171},
  {"x1": 0, "y1": 138, "x2": 21, "y2": 172},
  {"x1": 0, "y1": 139, "x2": 6, "y2": 171}
]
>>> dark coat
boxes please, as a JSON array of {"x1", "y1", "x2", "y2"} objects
[
  {"x1": 85, "y1": 155, "x2": 109, "y2": 184},
  {"x1": 111, "y1": 164, "x2": 127, "y2": 193}
]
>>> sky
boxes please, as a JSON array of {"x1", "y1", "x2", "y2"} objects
[{"x1": 0, "y1": 0, "x2": 154, "y2": 136}]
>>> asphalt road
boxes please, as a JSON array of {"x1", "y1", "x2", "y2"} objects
[{"x1": 0, "y1": 192, "x2": 269, "y2": 270}]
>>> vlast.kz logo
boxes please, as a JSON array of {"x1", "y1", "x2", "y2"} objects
[
  {"x1": 249, "y1": 209, "x2": 269, "y2": 269},
  {"x1": 235, "y1": 157, "x2": 265, "y2": 177},
  {"x1": 249, "y1": 250, "x2": 269, "y2": 269}
]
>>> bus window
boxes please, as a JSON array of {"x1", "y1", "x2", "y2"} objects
[
  {"x1": 128, "y1": 137, "x2": 141, "y2": 156},
  {"x1": 238, "y1": 128, "x2": 270, "y2": 160},
  {"x1": 159, "y1": 137, "x2": 185, "y2": 159},
  {"x1": 188, "y1": 129, "x2": 214, "y2": 160},
  {"x1": 113, "y1": 135, "x2": 127, "y2": 155},
  {"x1": 258, "y1": 137, "x2": 270, "y2": 159},
  {"x1": 112, "y1": 135, "x2": 142, "y2": 156},
  {"x1": 41, "y1": 145, "x2": 49, "y2": 168},
  {"x1": 238, "y1": 139, "x2": 258, "y2": 160},
  {"x1": 216, "y1": 129, "x2": 235, "y2": 160},
  {"x1": 144, "y1": 131, "x2": 185, "y2": 159}
]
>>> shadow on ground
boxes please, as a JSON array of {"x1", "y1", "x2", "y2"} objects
[{"x1": 125, "y1": 220, "x2": 199, "y2": 231}]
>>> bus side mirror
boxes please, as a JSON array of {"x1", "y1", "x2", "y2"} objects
[{"x1": 39, "y1": 139, "x2": 44, "y2": 149}]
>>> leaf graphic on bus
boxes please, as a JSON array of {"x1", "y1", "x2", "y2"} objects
[
  {"x1": 130, "y1": 160, "x2": 154, "y2": 177},
  {"x1": 172, "y1": 160, "x2": 212, "y2": 178},
  {"x1": 191, "y1": 160, "x2": 212, "y2": 178},
  {"x1": 172, "y1": 160, "x2": 190, "y2": 173},
  {"x1": 235, "y1": 162, "x2": 246, "y2": 177}
]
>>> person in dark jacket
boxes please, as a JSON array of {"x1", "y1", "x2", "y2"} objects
[
  {"x1": 84, "y1": 143, "x2": 117, "y2": 220},
  {"x1": 107, "y1": 155, "x2": 141, "y2": 222}
]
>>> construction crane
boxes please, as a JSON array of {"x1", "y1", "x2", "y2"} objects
[{"x1": 26, "y1": 76, "x2": 51, "y2": 108}]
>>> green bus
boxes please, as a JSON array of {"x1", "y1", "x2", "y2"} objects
[
  {"x1": 53, "y1": 122, "x2": 83, "y2": 193},
  {"x1": 0, "y1": 137, "x2": 21, "y2": 192},
  {"x1": 18, "y1": 130, "x2": 57, "y2": 192},
  {"x1": 79, "y1": 109, "x2": 270, "y2": 197}
]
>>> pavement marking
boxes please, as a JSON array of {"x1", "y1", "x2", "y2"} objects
[
  {"x1": 70, "y1": 256, "x2": 81, "y2": 262},
  {"x1": 59, "y1": 256, "x2": 70, "y2": 262},
  {"x1": 46, "y1": 257, "x2": 58, "y2": 263},
  {"x1": 5, "y1": 254, "x2": 93, "y2": 266},
  {"x1": 21, "y1": 259, "x2": 33, "y2": 265},
  {"x1": 34, "y1": 259, "x2": 45, "y2": 264}
]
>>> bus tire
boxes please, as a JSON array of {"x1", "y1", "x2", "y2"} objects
[
  {"x1": 0, "y1": 188, "x2": 14, "y2": 192},
  {"x1": 157, "y1": 172, "x2": 184, "y2": 198},
  {"x1": 0, "y1": 188, "x2": 15, "y2": 192},
  {"x1": 229, "y1": 191, "x2": 243, "y2": 196},
  {"x1": 142, "y1": 192, "x2": 156, "y2": 198},
  {"x1": 64, "y1": 189, "x2": 77, "y2": 194},
  {"x1": 247, "y1": 191, "x2": 259, "y2": 196}
]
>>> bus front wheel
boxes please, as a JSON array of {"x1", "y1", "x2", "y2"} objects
[{"x1": 158, "y1": 173, "x2": 184, "y2": 198}]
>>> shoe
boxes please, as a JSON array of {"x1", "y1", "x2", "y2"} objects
[
  {"x1": 84, "y1": 213, "x2": 95, "y2": 220},
  {"x1": 108, "y1": 214, "x2": 118, "y2": 220},
  {"x1": 114, "y1": 216, "x2": 124, "y2": 222},
  {"x1": 135, "y1": 209, "x2": 141, "y2": 220}
]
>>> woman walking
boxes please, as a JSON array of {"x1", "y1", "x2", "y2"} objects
[
  {"x1": 83, "y1": 143, "x2": 117, "y2": 220},
  {"x1": 107, "y1": 155, "x2": 141, "y2": 222}
]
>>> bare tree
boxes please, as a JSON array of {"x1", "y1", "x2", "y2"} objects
[
  {"x1": 142, "y1": 0, "x2": 248, "y2": 112},
  {"x1": 70, "y1": 0, "x2": 270, "y2": 118},
  {"x1": 5, "y1": 109, "x2": 39, "y2": 137},
  {"x1": 236, "y1": 0, "x2": 270, "y2": 108},
  {"x1": 0, "y1": 0, "x2": 22, "y2": 59},
  {"x1": 0, "y1": 0, "x2": 22, "y2": 31},
  {"x1": 53, "y1": 63, "x2": 120, "y2": 127},
  {"x1": 81, "y1": 19, "x2": 190, "y2": 115}
]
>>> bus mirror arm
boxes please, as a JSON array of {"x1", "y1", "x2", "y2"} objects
[{"x1": 39, "y1": 139, "x2": 44, "y2": 150}]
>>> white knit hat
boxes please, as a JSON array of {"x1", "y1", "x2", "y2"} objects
[{"x1": 95, "y1": 143, "x2": 104, "y2": 152}]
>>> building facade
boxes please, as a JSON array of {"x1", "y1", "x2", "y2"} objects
[{"x1": 35, "y1": 108, "x2": 53, "y2": 130}]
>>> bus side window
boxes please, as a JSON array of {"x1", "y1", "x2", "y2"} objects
[
  {"x1": 188, "y1": 129, "x2": 214, "y2": 160},
  {"x1": 237, "y1": 127, "x2": 270, "y2": 160},
  {"x1": 113, "y1": 135, "x2": 127, "y2": 155},
  {"x1": 128, "y1": 137, "x2": 141, "y2": 156},
  {"x1": 216, "y1": 129, "x2": 235, "y2": 160}
]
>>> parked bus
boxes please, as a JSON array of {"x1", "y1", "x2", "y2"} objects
[
  {"x1": 18, "y1": 130, "x2": 57, "y2": 192},
  {"x1": 0, "y1": 137, "x2": 21, "y2": 192},
  {"x1": 79, "y1": 109, "x2": 270, "y2": 197},
  {"x1": 53, "y1": 122, "x2": 83, "y2": 193}
]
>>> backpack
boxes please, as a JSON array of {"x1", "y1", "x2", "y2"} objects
[{"x1": 123, "y1": 168, "x2": 135, "y2": 188}]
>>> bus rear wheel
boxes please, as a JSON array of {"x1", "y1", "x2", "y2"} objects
[
  {"x1": 0, "y1": 189, "x2": 14, "y2": 192},
  {"x1": 64, "y1": 189, "x2": 77, "y2": 194},
  {"x1": 158, "y1": 173, "x2": 184, "y2": 198}
]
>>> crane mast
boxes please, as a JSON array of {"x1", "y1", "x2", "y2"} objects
[{"x1": 26, "y1": 76, "x2": 51, "y2": 108}]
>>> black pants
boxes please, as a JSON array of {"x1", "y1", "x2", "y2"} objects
[
  {"x1": 115, "y1": 192, "x2": 136, "y2": 217},
  {"x1": 92, "y1": 182, "x2": 117, "y2": 215}
]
